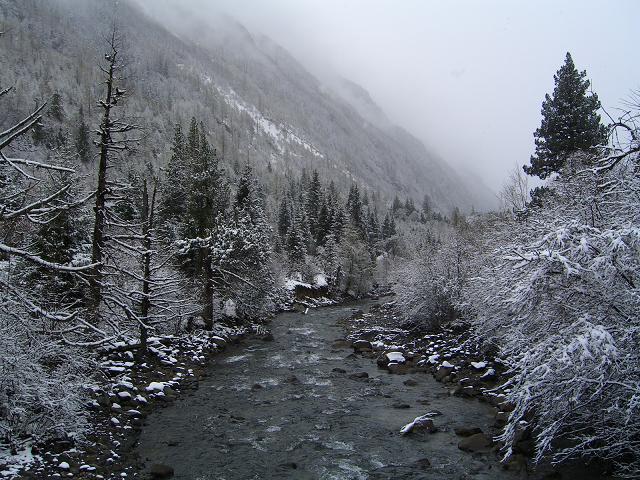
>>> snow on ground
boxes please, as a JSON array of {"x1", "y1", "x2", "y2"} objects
[
  {"x1": 220, "y1": 87, "x2": 324, "y2": 159},
  {"x1": 314, "y1": 274, "x2": 328, "y2": 287},
  {"x1": 0, "y1": 446, "x2": 39, "y2": 478}
]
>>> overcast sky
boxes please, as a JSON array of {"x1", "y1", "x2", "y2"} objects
[{"x1": 136, "y1": 0, "x2": 640, "y2": 191}]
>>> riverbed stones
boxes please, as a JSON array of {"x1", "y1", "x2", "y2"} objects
[
  {"x1": 400, "y1": 415, "x2": 437, "y2": 435},
  {"x1": 352, "y1": 339, "x2": 373, "y2": 352},
  {"x1": 458, "y1": 433, "x2": 493, "y2": 452},
  {"x1": 454, "y1": 426, "x2": 483, "y2": 437},
  {"x1": 348, "y1": 371, "x2": 369, "y2": 380},
  {"x1": 435, "y1": 364, "x2": 454, "y2": 381},
  {"x1": 387, "y1": 362, "x2": 410, "y2": 374},
  {"x1": 149, "y1": 463, "x2": 174, "y2": 479}
]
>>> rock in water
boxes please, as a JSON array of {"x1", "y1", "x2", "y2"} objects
[
  {"x1": 458, "y1": 433, "x2": 493, "y2": 452},
  {"x1": 352, "y1": 339, "x2": 373, "y2": 352},
  {"x1": 454, "y1": 426, "x2": 483, "y2": 437},
  {"x1": 400, "y1": 414, "x2": 437, "y2": 435},
  {"x1": 149, "y1": 463, "x2": 174, "y2": 479}
]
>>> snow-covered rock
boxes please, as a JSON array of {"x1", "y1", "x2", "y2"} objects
[
  {"x1": 470, "y1": 361, "x2": 487, "y2": 370},
  {"x1": 386, "y1": 352, "x2": 406, "y2": 364},
  {"x1": 400, "y1": 414, "x2": 437, "y2": 435}
]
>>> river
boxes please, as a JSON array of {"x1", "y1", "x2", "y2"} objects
[{"x1": 136, "y1": 301, "x2": 528, "y2": 479}]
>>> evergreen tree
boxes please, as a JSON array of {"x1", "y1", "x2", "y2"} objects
[
  {"x1": 48, "y1": 92, "x2": 65, "y2": 121},
  {"x1": 277, "y1": 197, "x2": 291, "y2": 238},
  {"x1": 392, "y1": 195, "x2": 403, "y2": 213},
  {"x1": 212, "y1": 165, "x2": 274, "y2": 319},
  {"x1": 178, "y1": 119, "x2": 229, "y2": 328},
  {"x1": 316, "y1": 201, "x2": 331, "y2": 245},
  {"x1": 75, "y1": 106, "x2": 91, "y2": 163},
  {"x1": 286, "y1": 214, "x2": 308, "y2": 268},
  {"x1": 160, "y1": 123, "x2": 188, "y2": 226},
  {"x1": 524, "y1": 52, "x2": 607, "y2": 179},
  {"x1": 405, "y1": 197, "x2": 415, "y2": 214},
  {"x1": 382, "y1": 212, "x2": 397, "y2": 239},
  {"x1": 346, "y1": 184, "x2": 364, "y2": 233},
  {"x1": 305, "y1": 170, "x2": 322, "y2": 241},
  {"x1": 421, "y1": 194, "x2": 432, "y2": 218}
]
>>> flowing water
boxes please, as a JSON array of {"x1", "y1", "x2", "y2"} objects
[{"x1": 135, "y1": 302, "x2": 533, "y2": 479}]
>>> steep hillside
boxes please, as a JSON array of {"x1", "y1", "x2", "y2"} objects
[{"x1": 0, "y1": 0, "x2": 494, "y2": 212}]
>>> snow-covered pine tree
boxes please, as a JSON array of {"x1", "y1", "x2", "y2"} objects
[
  {"x1": 75, "y1": 106, "x2": 91, "y2": 163},
  {"x1": 305, "y1": 170, "x2": 322, "y2": 244},
  {"x1": 48, "y1": 92, "x2": 65, "y2": 122},
  {"x1": 210, "y1": 164, "x2": 274, "y2": 320},
  {"x1": 524, "y1": 52, "x2": 607, "y2": 179},
  {"x1": 176, "y1": 119, "x2": 229, "y2": 329},
  {"x1": 159, "y1": 122, "x2": 188, "y2": 233},
  {"x1": 277, "y1": 196, "x2": 292, "y2": 238}
]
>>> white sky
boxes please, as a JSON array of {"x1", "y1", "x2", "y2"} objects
[{"x1": 137, "y1": 0, "x2": 640, "y2": 191}]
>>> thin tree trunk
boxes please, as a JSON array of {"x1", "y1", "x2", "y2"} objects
[
  {"x1": 139, "y1": 180, "x2": 153, "y2": 354},
  {"x1": 89, "y1": 35, "x2": 117, "y2": 319},
  {"x1": 203, "y1": 247, "x2": 214, "y2": 330}
]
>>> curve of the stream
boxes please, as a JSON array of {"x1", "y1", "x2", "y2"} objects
[{"x1": 136, "y1": 301, "x2": 525, "y2": 480}]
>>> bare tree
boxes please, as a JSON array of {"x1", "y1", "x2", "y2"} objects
[
  {"x1": 89, "y1": 26, "x2": 139, "y2": 319},
  {"x1": 499, "y1": 163, "x2": 530, "y2": 214}
]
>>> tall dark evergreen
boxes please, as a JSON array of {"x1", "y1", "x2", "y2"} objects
[
  {"x1": 211, "y1": 164, "x2": 273, "y2": 319},
  {"x1": 160, "y1": 123, "x2": 188, "y2": 226},
  {"x1": 277, "y1": 197, "x2": 291, "y2": 238},
  {"x1": 179, "y1": 119, "x2": 229, "y2": 329},
  {"x1": 524, "y1": 52, "x2": 607, "y2": 179},
  {"x1": 346, "y1": 184, "x2": 364, "y2": 233},
  {"x1": 305, "y1": 170, "x2": 322, "y2": 241},
  {"x1": 48, "y1": 92, "x2": 64, "y2": 121},
  {"x1": 75, "y1": 106, "x2": 91, "y2": 163}
]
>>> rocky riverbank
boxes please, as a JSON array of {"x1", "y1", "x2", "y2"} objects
[
  {"x1": 10, "y1": 322, "x2": 271, "y2": 480},
  {"x1": 341, "y1": 299, "x2": 613, "y2": 479}
]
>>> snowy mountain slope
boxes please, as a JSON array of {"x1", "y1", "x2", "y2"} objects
[{"x1": 0, "y1": 0, "x2": 495, "y2": 212}]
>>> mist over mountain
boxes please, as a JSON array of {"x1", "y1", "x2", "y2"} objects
[{"x1": 1, "y1": 0, "x2": 495, "y2": 213}]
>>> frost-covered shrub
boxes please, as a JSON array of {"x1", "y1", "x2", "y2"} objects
[
  {"x1": 0, "y1": 309, "x2": 93, "y2": 451},
  {"x1": 468, "y1": 146, "x2": 640, "y2": 475},
  {"x1": 392, "y1": 221, "x2": 481, "y2": 330}
]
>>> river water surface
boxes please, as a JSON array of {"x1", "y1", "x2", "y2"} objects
[{"x1": 136, "y1": 302, "x2": 530, "y2": 479}]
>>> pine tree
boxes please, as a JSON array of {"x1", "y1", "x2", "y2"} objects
[
  {"x1": 277, "y1": 197, "x2": 291, "y2": 238},
  {"x1": 524, "y1": 52, "x2": 607, "y2": 179},
  {"x1": 305, "y1": 170, "x2": 322, "y2": 241},
  {"x1": 405, "y1": 197, "x2": 415, "y2": 214},
  {"x1": 392, "y1": 195, "x2": 402, "y2": 213},
  {"x1": 178, "y1": 119, "x2": 229, "y2": 328},
  {"x1": 48, "y1": 92, "x2": 65, "y2": 121},
  {"x1": 346, "y1": 184, "x2": 364, "y2": 233},
  {"x1": 159, "y1": 123, "x2": 188, "y2": 227},
  {"x1": 421, "y1": 194, "x2": 432, "y2": 218},
  {"x1": 75, "y1": 106, "x2": 91, "y2": 163},
  {"x1": 212, "y1": 165, "x2": 274, "y2": 319},
  {"x1": 316, "y1": 201, "x2": 331, "y2": 245}
]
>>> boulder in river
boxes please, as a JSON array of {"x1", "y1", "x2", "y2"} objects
[
  {"x1": 149, "y1": 463, "x2": 174, "y2": 479},
  {"x1": 454, "y1": 426, "x2": 483, "y2": 437},
  {"x1": 458, "y1": 433, "x2": 493, "y2": 452},
  {"x1": 352, "y1": 339, "x2": 373, "y2": 352},
  {"x1": 387, "y1": 362, "x2": 410, "y2": 374},
  {"x1": 435, "y1": 364, "x2": 454, "y2": 381},
  {"x1": 400, "y1": 414, "x2": 437, "y2": 435}
]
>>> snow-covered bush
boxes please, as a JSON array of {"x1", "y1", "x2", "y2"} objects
[
  {"x1": 392, "y1": 221, "x2": 481, "y2": 330},
  {"x1": 468, "y1": 137, "x2": 640, "y2": 475}
]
